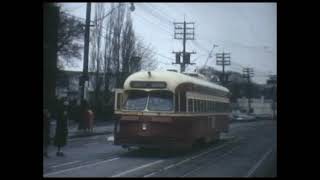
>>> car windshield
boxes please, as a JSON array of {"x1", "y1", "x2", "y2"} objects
[
  {"x1": 123, "y1": 90, "x2": 148, "y2": 111},
  {"x1": 148, "y1": 91, "x2": 173, "y2": 111}
]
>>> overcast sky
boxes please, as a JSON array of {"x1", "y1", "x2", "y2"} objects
[{"x1": 57, "y1": 2, "x2": 276, "y2": 84}]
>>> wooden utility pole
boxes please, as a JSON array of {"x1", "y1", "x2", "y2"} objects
[
  {"x1": 173, "y1": 21, "x2": 196, "y2": 73},
  {"x1": 43, "y1": 4, "x2": 59, "y2": 111},
  {"x1": 216, "y1": 52, "x2": 231, "y2": 85},
  {"x1": 242, "y1": 67, "x2": 254, "y2": 114},
  {"x1": 80, "y1": 3, "x2": 91, "y2": 102},
  {"x1": 267, "y1": 75, "x2": 277, "y2": 120}
]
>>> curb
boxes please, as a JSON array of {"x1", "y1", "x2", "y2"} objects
[
  {"x1": 49, "y1": 131, "x2": 113, "y2": 141},
  {"x1": 68, "y1": 131, "x2": 113, "y2": 139}
]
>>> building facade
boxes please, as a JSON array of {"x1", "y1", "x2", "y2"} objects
[{"x1": 236, "y1": 96, "x2": 276, "y2": 115}]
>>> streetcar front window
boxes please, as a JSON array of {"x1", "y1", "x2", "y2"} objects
[
  {"x1": 148, "y1": 91, "x2": 173, "y2": 111},
  {"x1": 123, "y1": 90, "x2": 148, "y2": 111}
]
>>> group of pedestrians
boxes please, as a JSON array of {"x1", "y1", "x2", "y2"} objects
[{"x1": 43, "y1": 98, "x2": 95, "y2": 158}]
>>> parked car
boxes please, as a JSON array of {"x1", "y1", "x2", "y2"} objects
[{"x1": 232, "y1": 113, "x2": 256, "y2": 122}]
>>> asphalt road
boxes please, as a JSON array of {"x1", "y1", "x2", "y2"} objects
[{"x1": 43, "y1": 120, "x2": 277, "y2": 177}]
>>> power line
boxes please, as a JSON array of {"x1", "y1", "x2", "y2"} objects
[
  {"x1": 134, "y1": 12, "x2": 172, "y2": 35},
  {"x1": 144, "y1": 3, "x2": 176, "y2": 23},
  {"x1": 139, "y1": 3, "x2": 173, "y2": 28},
  {"x1": 65, "y1": 4, "x2": 86, "y2": 12},
  {"x1": 137, "y1": 4, "x2": 172, "y2": 30},
  {"x1": 155, "y1": 52, "x2": 175, "y2": 61}
]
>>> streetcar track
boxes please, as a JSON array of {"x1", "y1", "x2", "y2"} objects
[
  {"x1": 44, "y1": 157, "x2": 120, "y2": 176},
  {"x1": 180, "y1": 145, "x2": 242, "y2": 177},
  {"x1": 143, "y1": 138, "x2": 240, "y2": 177},
  {"x1": 245, "y1": 148, "x2": 274, "y2": 177},
  {"x1": 43, "y1": 121, "x2": 275, "y2": 177}
]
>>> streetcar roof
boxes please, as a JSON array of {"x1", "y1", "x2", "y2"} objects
[{"x1": 123, "y1": 71, "x2": 229, "y2": 93}]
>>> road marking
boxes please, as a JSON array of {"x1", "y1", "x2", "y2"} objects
[
  {"x1": 143, "y1": 172, "x2": 157, "y2": 177},
  {"x1": 44, "y1": 157, "x2": 120, "y2": 177},
  {"x1": 245, "y1": 148, "x2": 274, "y2": 177},
  {"x1": 50, "y1": 161, "x2": 81, "y2": 168},
  {"x1": 69, "y1": 134, "x2": 102, "y2": 141},
  {"x1": 84, "y1": 142, "x2": 99, "y2": 146},
  {"x1": 111, "y1": 160, "x2": 164, "y2": 177},
  {"x1": 143, "y1": 139, "x2": 238, "y2": 177}
]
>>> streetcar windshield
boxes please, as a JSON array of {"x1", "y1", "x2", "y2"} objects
[
  {"x1": 123, "y1": 90, "x2": 148, "y2": 110},
  {"x1": 148, "y1": 91, "x2": 173, "y2": 111}
]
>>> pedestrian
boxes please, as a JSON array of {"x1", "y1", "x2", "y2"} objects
[
  {"x1": 43, "y1": 108, "x2": 50, "y2": 158},
  {"x1": 54, "y1": 98, "x2": 69, "y2": 156},
  {"x1": 87, "y1": 108, "x2": 94, "y2": 133},
  {"x1": 78, "y1": 100, "x2": 88, "y2": 132}
]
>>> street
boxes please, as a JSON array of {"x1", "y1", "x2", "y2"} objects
[{"x1": 43, "y1": 120, "x2": 277, "y2": 177}]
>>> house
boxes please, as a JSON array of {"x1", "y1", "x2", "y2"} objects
[
  {"x1": 55, "y1": 70, "x2": 111, "y2": 103},
  {"x1": 236, "y1": 96, "x2": 276, "y2": 116}
]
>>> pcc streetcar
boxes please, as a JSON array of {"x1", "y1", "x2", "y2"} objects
[{"x1": 113, "y1": 70, "x2": 231, "y2": 150}]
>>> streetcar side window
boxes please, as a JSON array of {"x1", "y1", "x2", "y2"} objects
[
  {"x1": 202, "y1": 100, "x2": 205, "y2": 112},
  {"x1": 175, "y1": 93, "x2": 179, "y2": 112},
  {"x1": 211, "y1": 101, "x2": 214, "y2": 112},
  {"x1": 188, "y1": 99, "x2": 193, "y2": 112},
  {"x1": 196, "y1": 99, "x2": 200, "y2": 112},
  {"x1": 215, "y1": 102, "x2": 220, "y2": 113},
  {"x1": 194, "y1": 99, "x2": 198, "y2": 112},
  {"x1": 180, "y1": 92, "x2": 187, "y2": 112},
  {"x1": 205, "y1": 101, "x2": 208, "y2": 112}
]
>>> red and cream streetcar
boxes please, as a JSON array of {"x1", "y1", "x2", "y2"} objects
[{"x1": 113, "y1": 70, "x2": 231, "y2": 150}]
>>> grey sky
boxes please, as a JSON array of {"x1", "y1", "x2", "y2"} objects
[{"x1": 58, "y1": 2, "x2": 276, "y2": 84}]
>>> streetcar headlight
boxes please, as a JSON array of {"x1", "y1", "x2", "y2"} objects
[{"x1": 142, "y1": 123, "x2": 147, "y2": 130}]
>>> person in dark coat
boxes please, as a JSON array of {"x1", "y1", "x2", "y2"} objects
[
  {"x1": 79, "y1": 100, "x2": 89, "y2": 132},
  {"x1": 43, "y1": 108, "x2": 50, "y2": 157},
  {"x1": 54, "y1": 98, "x2": 69, "y2": 156}
]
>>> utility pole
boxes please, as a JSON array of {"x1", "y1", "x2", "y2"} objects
[
  {"x1": 216, "y1": 51, "x2": 231, "y2": 85},
  {"x1": 242, "y1": 67, "x2": 254, "y2": 115},
  {"x1": 267, "y1": 75, "x2": 277, "y2": 120},
  {"x1": 80, "y1": 3, "x2": 91, "y2": 102},
  {"x1": 44, "y1": 4, "x2": 59, "y2": 111},
  {"x1": 173, "y1": 21, "x2": 196, "y2": 73}
]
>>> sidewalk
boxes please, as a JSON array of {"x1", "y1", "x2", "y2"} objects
[{"x1": 50, "y1": 119, "x2": 115, "y2": 140}]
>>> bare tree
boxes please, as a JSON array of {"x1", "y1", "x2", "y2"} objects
[
  {"x1": 57, "y1": 10, "x2": 84, "y2": 69},
  {"x1": 111, "y1": 3, "x2": 126, "y2": 88},
  {"x1": 135, "y1": 40, "x2": 158, "y2": 71},
  {"x1": 120, "y1": 9, "x2": 136, "y2": 85},
  {"x1": 89, "y1": 3, "x2": 105, "y2": 116},
  {"x1": 103, "y1": 3, "x2": 116, "y2": 93}
]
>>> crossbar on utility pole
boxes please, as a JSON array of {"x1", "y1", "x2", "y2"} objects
[
  {"x1": 173, "y1": 21, "x2": 196, "y2": 73},
  {"x1": 216, "y1": 52, "x2": 231, "y2": 85}
]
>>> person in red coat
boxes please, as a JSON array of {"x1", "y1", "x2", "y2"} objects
[{"x1": 87, "y1": 109, "x2": 94, "y2": 132}]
